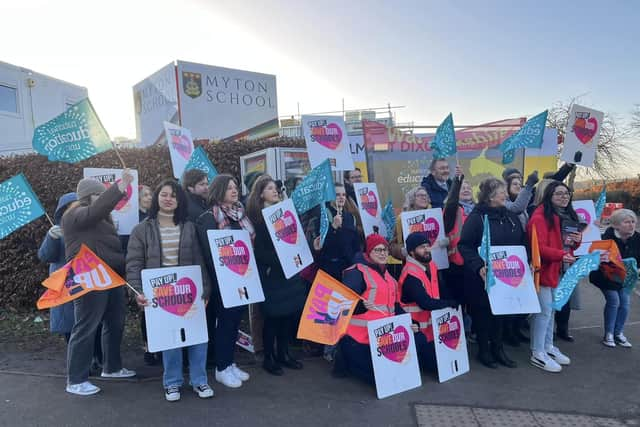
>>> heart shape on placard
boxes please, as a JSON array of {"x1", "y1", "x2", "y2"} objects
[
  {"x1": 172, "y1": 134, "x2": 193, "y2": 160},
  {"x1": 316, "y1": 123, "x2": 342, "y2": 150},
  {"x1": 361, "y1": 191, "x2": 378, "y2": 217},
  {"x1": 575, "y1": 208, "x2": 591, "y2": 225},
  {"x1": 493, "y1": 255, "x2": 525, "y2": 287},
  {"x1": 156, "y1": 277, "x2": 197, "y2": 317},
  {"x1": 573, "y1": 117, "x2": 598, "y2": 144},
  {"x1": 221, "y1": 240, "x2": 250, "y2": 276},
  {"x1": 275, "y1": 210, "x2": 298, "y2": 244},
  {"x1": 423, "y1": 217, "x2": 440, "y2": 243},
  {"x1": 378, "y1": 325, "x2": 410, "y2": 363},
  {"x1": 440, "y1": 315, "x2": 462, "y2": 350}
]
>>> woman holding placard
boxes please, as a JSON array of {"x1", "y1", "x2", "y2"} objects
[
  {"x1": 127, "y1": 179, "x2": 214, "y2": 401},
  {"x1": 247, "y1": 175, "x2": 307, "y2": 375},
  {"x1": 526, "y1": 181, "x2": 582, "y2": 372},
  {"x1": 458, "y1": 178, "x2": 524, "y2": 369},
  {"x1": 589, "y1": 209, "x2": 640, "y2": 348},
  {"x1": 196, "y1": 174, "x2": 254, "y2": 388}
]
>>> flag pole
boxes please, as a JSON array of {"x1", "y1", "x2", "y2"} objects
[
  {"x1": 44, "y1": 212, "x2": 55, "y2": 227},
  {"x1": 110, "y1": 141, "x2": 127, "y2": 169},
  {"x1": 125, "y1": 282, "x2": 141, "y2": 297}
]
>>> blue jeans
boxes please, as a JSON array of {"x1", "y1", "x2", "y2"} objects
[
  {"x1": 530, "y1": 286, "x2": 555, "y2": 354},
  {"x1": 162, "y1": 343, "x2": 208, "y2": 388},
  {"x1": 601, "y1": 289, "x2": 630, "y2": 336}
]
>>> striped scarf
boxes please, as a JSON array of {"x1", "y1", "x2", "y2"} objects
[{"x1": 212, "y1": 203, "x2": 255, "y2": 241}]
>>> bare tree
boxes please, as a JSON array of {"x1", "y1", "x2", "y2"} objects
[{"x1": 546, "y1": 97, "x2": 633, "y2": 187}]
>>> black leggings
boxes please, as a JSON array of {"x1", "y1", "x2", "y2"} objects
[
  {"x1": 262, "y1": 315, "x2": 296, "y2": 359},
  {"x1": 470, "y1": 303, "x2": 503, "y2": 353}
]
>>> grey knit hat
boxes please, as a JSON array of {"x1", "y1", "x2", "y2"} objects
[{"x1": 77, "y1": 178, "x2": 106, "y2": 200}]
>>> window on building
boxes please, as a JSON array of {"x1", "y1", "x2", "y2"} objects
[{"x1": 0, "y1": 84, "x2": 18, "y2": 113}]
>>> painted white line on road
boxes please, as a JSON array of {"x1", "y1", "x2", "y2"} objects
[{"x1": 571, "y1": 320, "x2": 640, "y2": 331}]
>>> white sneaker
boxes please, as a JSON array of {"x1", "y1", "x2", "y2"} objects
[
  {"x1": 215, "y1": 366, "x2": 242, "y2": 388},
  {"x1": 614, "y1": 333, "x2": 632, "y2": 348},
  {"x1": 165, "y1": 386, "x2": 180, "y2": 402},
  {"x1": 546, "y1": 346, "x2": 571, "y2": 365},
  {"x1": 101, "y1": 368, "x2": 136, "y2": 378},
  {"x1": 603, "y1": 333, "x2": 616, "y2": 348},
  {"x1": 193, "y1": 384, "x2": 214, "y2": 398},
  {"x1": 530, "y1": 351, "x2": 562, "y2": 373},
  {"x1": 66, "y1": 381, "x2": 101, "y2": 396},
  {"x1": 231, "y1": 363, "x2": 250, "y2": 381}
]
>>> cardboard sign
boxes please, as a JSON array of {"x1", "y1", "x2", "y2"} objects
[
  {"x1": 206, "y1": 229, "x2": 264, "y2": 308},
  {"x1": 367, "y1": 314, "x2": 422, "y2": 399},
  {"x1": 142, "y1": 265, "x2": 208, "y2": 352},
  {"x1": 302, "y1": 115, "x2": 354, "y2": 171},
  {"x1": 400, "y1": 208, "x2": 450, "y2": 269},
  {"x1": 486, "y1": 245, "x2": 541, "y2": 315},
  {"x1": 572, "y1": 200, "x2": 601, "y2": 255},
  {"x1": 353, "y1": 183, "x2": 386, "y2": 237},
  {"x1": 560, "y1": 104, "x2": 604, "y2": 167},
  {"x1": 164, "y1": 121, "x2": 194, "y2": 179},
  {"x1": 431, "y1": 307, "x2": 470, "y2": 383},
  {"x1": 83, "y1": 168, "x2": 139, "y2": 235},
  {"x1": 236, "y1": 330, "x2": 255, "y2": 353},
  {"x1": 261, "y1": 198, "x2": 313, "y2": 279}
]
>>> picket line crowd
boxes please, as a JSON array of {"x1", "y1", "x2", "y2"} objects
[{"x1": 38, "y1": 158, "x2": 639, "y2": 401}]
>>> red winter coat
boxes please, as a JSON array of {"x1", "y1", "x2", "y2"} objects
[{"x1": 526, "y1": 205, "x2": 567, "y2": 288}]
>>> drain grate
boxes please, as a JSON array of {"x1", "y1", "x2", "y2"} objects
[{"x1": 415, "y1": 404, "x2": 629, "y2": 427}]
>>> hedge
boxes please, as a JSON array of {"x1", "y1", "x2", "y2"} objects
[{"x1": 0, "y1": 136, "x2": 305, "y2": 310}]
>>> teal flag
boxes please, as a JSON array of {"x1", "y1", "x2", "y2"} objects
[
  {"x1": 381, "y1": 200, "x2": 395, "y2": 242},
  {"x1": 552, "y1": 251, "x2": 601, "y2": 311},
  {"x1": 0, "y1": 174, "x2": 46, "y2": 239},
  {"x1": 479, "y1": 214, "x2": 496, "y2": 292},
  {"x1": 595, "y1": 184, "x2": 606, "y2": 219},
  {"x1": 319, "y1": 204, "x2": 330, "y2": 246},
  {"x1": 622, "y1": 258, "x2": 638, "y2": 295},
  {"x1": 32, "y1": 99, "x2": 112, "y2": 163},
  {"x1": 500, "y1": 110, "x2": 548, "y2": 164},
  {"x1": 430, "y1": 113, "x2": 456, "y2": 159},
  {"x1": 183, "y1": 147, "x2": 218, "y2": 182},
  {"x1": 291, "y1": 159, "x2": 336, "y2": 214}
]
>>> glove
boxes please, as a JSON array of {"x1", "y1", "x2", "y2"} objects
[
  {"x1": 48, "y1": 225, "x2": 63, "y2": 239},
  {"x1": 525, "y1": 170, "x2": 539, "y2": 187},
  {"x1": 436, "y1": 237, "x2": 450, "y2": 248}
]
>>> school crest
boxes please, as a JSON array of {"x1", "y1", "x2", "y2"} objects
[{"x1": 182, "y1": 71, "x2": 202, "y2": 99}]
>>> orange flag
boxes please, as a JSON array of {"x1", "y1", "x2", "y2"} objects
[
  {"x1": 37, "y1": 244, "x2": 126, "y2": 309},
  {"x1": 531, "y1": 225, "x2": 541, "y2": 292},
  {"x1": 296, "y1": 269, "x2": 360, "y2": 345},
  {"x1": 589, "y1": 240, "x2": 626, "y2": 283}
]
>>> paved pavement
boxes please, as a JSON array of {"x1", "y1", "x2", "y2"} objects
[{"x1": 1, "y1": 284, "x2": 640, "y2": 427}]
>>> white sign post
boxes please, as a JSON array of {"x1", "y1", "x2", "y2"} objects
[
  {"x1": 572, "y1": 200, "x2": 601, "y2": 256},
  {"x1": 431, "y1": 307, "x2": 470, "y2": 383},
  {"x1": 261, "y1": 198, "x2": 313, "y2": 279},
  {"x1": 142, "y1": 265, "x2": 208, "y2": 352},
  {"x1": 400, "y1": 208, "x2": 449, "y2": 269},
  {"x1": 353, "y1": 183, "x2": 385, "y2": 237},
  {"x1": 302, "y1": 115, "x2": 354, "y2": 171},
  {"x1": 487, "y1": 245, "x2": 541, "y2": 315},
  {"x1": 164, "y1": 122, "x2": 195, "y2": 179},
  {"x1": 560, "y1": 104, "x2": 604, "y2": 167},
  {"x1": 206, "y1": 229, "x2": 265, "y2": 308},
  {"x1": 367, "y1": 314, "x2": 422, "y2": 399},
  {"x1": 83, "y1": 168, "x2": 139, "y2": 235}
]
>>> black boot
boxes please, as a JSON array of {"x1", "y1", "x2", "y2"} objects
[
  {"x1": 262, "y1": 353, "x2": 284, "y2": 376},
  {"x1": 503, "y1": 322, "x2": 520, "y2": 348},
  {"x1": 276, "y1": 352, "x2": 303, "y2": 370},
  {"x1": 477, "y1": 341, "x2": 498, "y2": 369},
  {"x1": 491, "y1": 344, "x2": 517, "y2": 368}
]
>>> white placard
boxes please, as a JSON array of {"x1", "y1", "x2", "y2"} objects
[
  {"x1": 431, "y1": 307, "x2": 470, "y2": 383},
  {"x1": 367, "y1": 314, "x2": 422, "y2": 399},
  {"x1": 302, "y1": 115, "x2": 355, "y2": 171},
  {"x1": 142, "y1": 265, "x2": 208, "y2": 352},
  {"x1": 261, "y1": 198, "x2": 313, "y2": 279},
  {"x1": 83, "y1": 168, "x2": 139, "y2": 235},
  {"x1": 164, "y1": 121, "x2": 194, "y2": 179},
  {"x1": 572, "y1": 200, "x2": 601, "y2": 255},
  {"x1": 486, "y1": 245, "x2": 541, "y2": 315},
  {"x1": 206, "y1": 229, "x2": 265, "y2": 308},
  {"x1": 400, "y1": 208, "x2": 450, "y2": 269},
  {"x1": 560, "y1": 104, "x2": 604, "y2": 167},
  {"x1": 353, "y1": 183, "x2": 386, "y2": 237}
]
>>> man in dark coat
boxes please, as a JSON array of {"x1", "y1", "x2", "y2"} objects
[
  {"x1": 182, "y1": 169, "x2": 209, "y2": 222},
  {"x1": 421, "y1": 159, "x2": 452, "y2": 209}
]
